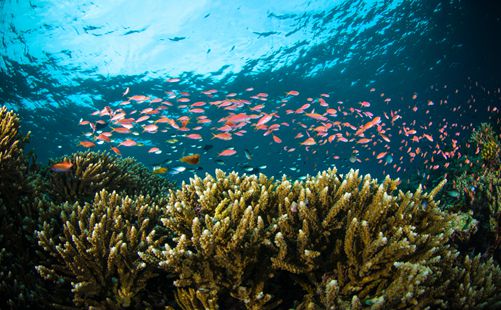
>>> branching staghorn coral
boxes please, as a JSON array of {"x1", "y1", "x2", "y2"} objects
[
  {"x1": 271, "y1": 168, "x2": 460, "y2": 308},
  {"x1": 141, "y1": 169, "x2": 283, "y2": 309},
  {"x1": 0, "y1": 107, "x2": 45, "y2": 308},
  {"x1": 0, "y1": 106, "x2": 30, "y2": 202},
  {"x1": 36, "y1": 190, "x2": 170, "y2": 309},
  {"x1": 445, "y1": 254, "x2": 501, "y2": 309},
  {"x1": 46, "y1": 151, "x2": 129, "y2": 203},
  {"x1": 145, "y1": 168, "x2": 501, "y2": 309},
  {"x1": 46, "y1": 151, "x2": 175, "y2": 204}
]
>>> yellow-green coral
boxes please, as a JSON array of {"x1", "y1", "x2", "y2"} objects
[
  {"x1": 481, "y1": 140, "x2": 501, "y2": 162},
  {"x1": 0, "y1": 106, "x2": 30, "y2": 201},
  {"x1": 46, "y1": 151, "x2": 129, "y2": 203},
  {"x1": 471, "y1": 123, "x2": 500, "y2": 164},
  {"x1": 141, "y1": 170, "x2": 281, "y2": 309},
  {"x1": 0, "y1": 107, "x2": 44, "y2": 308},
  {"x1": 271, "y1": 169, "x2": 456, "y2": 308},
  {"x1": 46, "y1": 151, "x2": 174, "y2": 204},
  {"x1": 36, "y1": 190, "x2": 169, "y2": 308},
  {"x1": 144, "y1": 168, "x2": 501, "y2": 309}
]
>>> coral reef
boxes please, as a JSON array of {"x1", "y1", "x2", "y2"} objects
[
  {"x1": 144, "y1": 168, "x2": 501, "y2": 309},
  {"x1": 46, "y1": 151, "x2": 175, "y2": 204},
  {"x1": 1, "y1": 106, "x2": 500, "y2": 308},
  {"x1": 36, "y1": 190, "x2": 171, "y2": 309}
]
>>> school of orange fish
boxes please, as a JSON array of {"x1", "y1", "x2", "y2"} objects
[{"x1": 74, "y1": 78, "x2": 500, "y2": 187}]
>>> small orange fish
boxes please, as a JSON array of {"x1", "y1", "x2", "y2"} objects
[
  {"x1": 186, "y1": 133, "x2": 203, "y2": 140},
  {"x1": 357, "y1": 138, "x2": 371, "y2": 144},
  {"x1": 51, "y1": 161, "x2": 73, "y2": 172},
  {"x1": 119, "y1": 139, "x2": 137, "y2": 147},
  {"x1": 135, "y1": 115, "x2": 150, "y2": 123},
  {"x1": 111, "y1": 146, "x2": 121, "y2": 156},
  {"x1": 143, "y1": 124, "x2": 158, "y2": 133},
  {"x1": 300, "y1": 137, "x2": 316, "y2": 146},
  {"x1": 180, "y1": 154, "x2": 201, "y2": 165},
  {"x1": 422, "y1": 134, "x2": 434, "y2": 142},
  {"x1": 376, "y1": 152, "x2": 387, "y2": 160},
  {"x1": 360, "y1": 101, "x2": 370, "y2": 107},
  {"x1": 212, "y1": 132, "x2": 232, "y2": 140},
  {"x1": 256, "y1": 113, "x2": 273, "y2": 126},
  {"x1": 218, "y1": 149, "x2": 237, "y2": 156},
  {"x1": 148, "y1": 147, "x2": 161, "y2": 153},
  {"x1": 191, "y1": 101, "x2": 207, "y2": 107},
  {"x1": 305, "y1": 112, "x2": 327, "y2": 121},
  {"x1": 96, "y1": 133, "x2": 111, "y2": 142},
  {"x1": 112, "y1": 127, "x2": 131, "y2": 134},
  {"x1": 189, "y1": 108, "x2": 205, "y2": 113},
  {"x1": 272, "y1": 135, "x2": 282, "y2": 143},
  {"x1": 80, "y1": 141, "x2": 96, "y2": 148}
]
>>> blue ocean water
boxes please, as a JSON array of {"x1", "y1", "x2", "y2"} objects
[{"x1": 1, "y1": 0, "x2": 500, "y2": 186}]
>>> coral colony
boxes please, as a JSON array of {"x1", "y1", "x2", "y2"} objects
[{"x1": 1, "y1": 105, "x2": 500, "y2": 308}]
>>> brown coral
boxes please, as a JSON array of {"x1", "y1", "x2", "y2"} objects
[{"x1": 36, "y1": 190, "x2": 170, "y2": 308}]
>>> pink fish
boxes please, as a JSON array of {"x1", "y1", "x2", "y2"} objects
[
  {"x1": 186, "y1": 133, "x2": 202, "y2": 140},
  {"x1": 218, "y1": 149, "x2": 237, "y2": 156},
  {"x1": 148, "y1": 147, "x2": 161, "y2": 153},
  {"x1": 257, "y1": 113, "x2": 274, "y2": 126},
  {"x1": 143, "y1": 124, "x2": 158, "y2": 133},
  {"x1": 301, "y1": 137, "x2": 316, "y2": 146},
  {"x1": 119, "y1": 139, "x2": 137, "y2": 147}
]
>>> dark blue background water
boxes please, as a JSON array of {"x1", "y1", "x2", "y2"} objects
[{"x1": 1, "y1": 0, "x2": 500, "y2": 185}]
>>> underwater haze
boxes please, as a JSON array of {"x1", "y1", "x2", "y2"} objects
[{"x1": 1, "y1": 0, "x2": 500, "y2": 187}]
